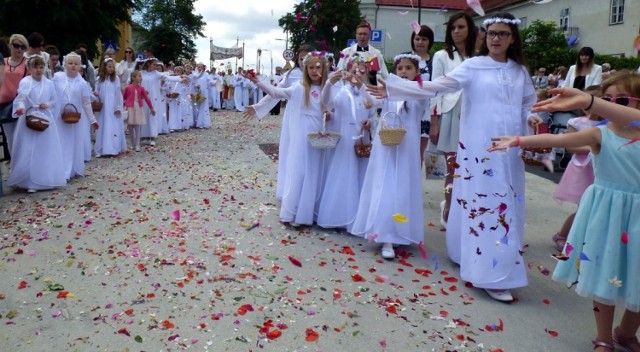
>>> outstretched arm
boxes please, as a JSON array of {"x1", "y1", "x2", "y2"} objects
[
  {"x1": 533, "y1": 87, "x2": 640, "y2": 126},
  {"x1": 488, "y1": 126, "x2": 601, "y2": 152}
]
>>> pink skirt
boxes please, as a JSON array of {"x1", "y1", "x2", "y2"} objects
[
  {"x1": 553, "y1": 153, "x2": 594, "y2": 204},
  {"x1": 126, "y1": 105, "x2": 146, "y2": 126}
]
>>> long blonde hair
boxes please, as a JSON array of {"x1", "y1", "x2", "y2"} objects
[{"x1": 301, "y1": 55, "x2": 328, "y2": 107}]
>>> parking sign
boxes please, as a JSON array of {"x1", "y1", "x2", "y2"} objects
[{"x1": 370, "y1": 29, "x2": 383, "y2": 43}]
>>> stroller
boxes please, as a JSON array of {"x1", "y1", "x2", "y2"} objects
[{"x1": 548, "y1": 110, "x2": 578, "y2": 170}]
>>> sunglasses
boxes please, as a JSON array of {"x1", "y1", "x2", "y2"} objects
[
  {"x1": 12, "y1": 42, "x2": 27, "y2": 50},
  {"x1": 601, "y1": 96, "x2": 640, "y2": 106},
  {"x1": 125, "y1": 50, "x2": 133, "y2": 53}
]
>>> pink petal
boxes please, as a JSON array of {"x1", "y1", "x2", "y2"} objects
[
  {"x1": 418, "y1": 241, "x2": 428, "y2": 260},
  {"x1": 172, "y1": 210, "x2": 180, "y2": 221},
  {"x1": 621, "y1": 231, "x2": 629, "y2": 244}
]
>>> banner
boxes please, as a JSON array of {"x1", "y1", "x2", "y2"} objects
[{"x1": 210, "y1": 44, "x2": 243, "y2": 60}]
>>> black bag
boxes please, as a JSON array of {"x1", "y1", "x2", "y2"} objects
[{"x1": 0, "y1": 100, "x2": 16, "y2": 124}]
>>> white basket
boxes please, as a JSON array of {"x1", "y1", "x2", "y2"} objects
[{"x1": 307, "y1": 114, "x2": 340, "y2": 149}]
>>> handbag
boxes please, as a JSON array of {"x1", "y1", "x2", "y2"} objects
[
  {"x1": 0, "y1": 100, "x2": 16, "y2": 124},
  {"x1": 354, "y1": 128, "x2": 372, "y2": 158}
]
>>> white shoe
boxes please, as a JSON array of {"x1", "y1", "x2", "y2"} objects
[
  {"x1": 380, "y1": 244, "x2": 395, "y2": 259},
  {"x1": 95, "y1": 154, "x2": 102, "y2": 158},
  {"x1": 290, "y1": 222, "x2": 300, "y2": 228},
  {"x1": 135, "y1": 146, "x2": 141, "y2": 152},
  {"x1": 439, "y1": 200, "x2": 448, "y2": 229},
  {"x1": 27, "y1": 189, "x2": 37, "y2": 193},
  {"x1": 485, "y1": 289, "x2": 513, "y2": 302},
  {"x1": 149, "y1": 140, "x2": 156, "y2": 146}
]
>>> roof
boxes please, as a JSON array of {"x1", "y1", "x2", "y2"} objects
[{"x1": 374, "y1": 0, "x2": 525, "y2": 12}]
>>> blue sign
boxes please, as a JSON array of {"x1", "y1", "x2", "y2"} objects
[
  {"x1": 347, "y1": 39, "x2": 357, "y2": 47},
  {"x1": 136, "y1": 54, "x2": 144, "y2": 60},
  {"x1": 370, "y1": 29, "x2": 383, "y2": 43}
]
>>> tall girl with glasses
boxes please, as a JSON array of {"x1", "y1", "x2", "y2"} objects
[
  {"x1": 117, "y1": 47, "x2": 136, "y2": 89},
  {"x1": 368, "y1": 12, "x2": 540, "y2": 302},
  {"x1": 489, "y1": 72, "x2": 640, "y2": 352}
]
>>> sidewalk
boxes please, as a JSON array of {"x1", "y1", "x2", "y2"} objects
[{"x1": 0, "y1": 111, "x2": 600, "y2": 351}]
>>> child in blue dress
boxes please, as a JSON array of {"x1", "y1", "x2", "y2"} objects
[{"x1": 489, "y1": 72, "x2": 640, "y2": 352}]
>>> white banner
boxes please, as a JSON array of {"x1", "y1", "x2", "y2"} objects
[{"x1": 210, "y1": 44, "x2": 243, "y2": 60}]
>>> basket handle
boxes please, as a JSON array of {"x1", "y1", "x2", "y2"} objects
[
  {"x1": 359, "y1": 126, "x2": 371, "y2": 144},
  {"x1": 381, "y1": 111, "x2": 402, "y2": 128},
  {"x1": 321, "y1": 112, "x2": 328, "y2": 132},
  {"x1": 64, "y1": 103, "x2": 79, "y2": 112}
]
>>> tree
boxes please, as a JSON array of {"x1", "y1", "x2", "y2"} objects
[
  {"x1": 278, "y1": 0, "x2": 362, "y2": 53},
  {"x1": 0, "y1": 0, "x2": 138, "y2": 59},
  {"x1": 521, "y1": 20, "x2": 576, "y2": 74},
  {"x1": 135, "y1": 0, "x2": 205, "y2": 64}
]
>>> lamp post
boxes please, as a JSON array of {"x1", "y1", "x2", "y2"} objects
[
  {"x1": 258, "y1": 48, "x2": 273, "y2": 78},
  {"x1": 275, "y1": 31, "x2": 289, "y2": 50}
]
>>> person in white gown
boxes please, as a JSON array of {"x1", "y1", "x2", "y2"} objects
[
  {"x1": 317, "y1": 54, "x2": 375, "y2": 233},
  {"x1": 245, "y1": 51, "x2": 331, "y2": 226},
  {"x1": 193, "y1": 63, "x2": 211, "y2": 129},
  {"x1": 94, "y1": 58, "x2": 126, "y2": 157},
  {"x1": 52, "y1": 52, "x2": 99, "y2": 179},
  {"x1": 368, "y1": 13, "x2": 539, "y2": 302},
  {"x1": 208, "y1": 67, "x2": 222, "y2": 110},
  {"x1": 8, "y1": 56, "x2": 65, "y2": 192},
  {"x1": 352, "y1": 53, "x2": 428, "y2": 259},
  {"x1": 250, "y1": 44, "x2": 314, "y2": 201}
]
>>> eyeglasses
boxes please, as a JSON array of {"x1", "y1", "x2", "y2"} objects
[
  {"x1": 487, "y1": 31, "x2": 512, "y2": 40},
  {"x1": 601, "y1": 96, "x2": 640, "y2": 106},
  {"x1": 11, "y1": 42, "x2": 27, "y2": 50},
  {"x1": 125, "y1": 50, "x2": 133, "y2": 54}
]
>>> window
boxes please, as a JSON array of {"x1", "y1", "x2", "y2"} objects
[
  {"x1": 519, "y1": 17, "x2": 528, "y2": 29},
  {"x1": 611, "y1": 0, "x2": 624, "y2": 24},
  {"x1": 560, "y1": 8, "x2": 570, "y2": 32}
]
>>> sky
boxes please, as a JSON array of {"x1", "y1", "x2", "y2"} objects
[{"x1": 193, "y1": 0, "x2": 299, "y2": 77}]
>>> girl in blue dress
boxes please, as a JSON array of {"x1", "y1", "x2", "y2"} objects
[{"x1": 489, "y1": 72, "x2": 640, "y2": 352}]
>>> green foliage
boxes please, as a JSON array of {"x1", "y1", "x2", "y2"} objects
[
  {"x1": 521, "y1": 20, "x2": 575, "y2": 73},
  {"x1": 0, "y1": 0, "x2": 138, "y2": 60},
  {"x1": 278, "y1": 0, "x2": 362, "y2": 53},
  {"x1": 595, "y1": 54, "x2": 640, "y2": 71},
  {"x1": 135, "y1": 0, "x2": 205, "y2": 64}
]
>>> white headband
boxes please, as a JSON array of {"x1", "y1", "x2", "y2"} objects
[
  {"x1": 393, "y1": 53, "x2": 421, "y2": 63},
  {"x1": 63, "y1": 52, "x2": 82, "y2": 65},
  {"x1": 483, "y1": 17, "x2": 522, "y2": 27}
]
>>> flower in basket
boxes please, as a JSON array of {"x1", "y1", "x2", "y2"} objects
[{"x1": 195, "y1": 89, "x2": 206, "y2": 103}]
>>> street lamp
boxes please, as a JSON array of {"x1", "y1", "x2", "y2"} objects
[
  {"x1": 258, "y1": 48, "x2": 273, "y2": 78},
  {"x1": 275, "y1": 31, "x2": 289, "y2": 50}
]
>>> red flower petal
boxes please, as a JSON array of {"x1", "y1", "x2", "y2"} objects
[
  {"x1": 288, "y1": 255, "x2": 302, "y2": 267},
  {"x1": 305, "y1": 328, "x2": 319, "y2": 342},
  {"x1": 266, "y1": 329, "x2": 282, "y2": 339}
]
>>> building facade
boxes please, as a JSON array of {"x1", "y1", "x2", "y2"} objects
[{"x1": 358, "y1": 0, "x2": 638, "y2": 62}]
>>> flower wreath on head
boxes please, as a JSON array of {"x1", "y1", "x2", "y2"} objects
[
  {"x1": 393, "y1": 53, "x2": 424, "y2": 87},
  {"x1": 63, "y1": 52, "x2": 82, "y2": 66},
  {"x1": 103, "y1": 57, "x2": 115, "y2": 64},
  {"x1": 483, "y1": 17, "x2": 521, "y2": 27},
  {"x1": 302, "y1": 51, "x2": 329, "y2": 67}
]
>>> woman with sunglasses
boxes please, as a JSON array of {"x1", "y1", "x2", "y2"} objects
[
  {"x1": 1, "y1": 34, "x2": 29, "y2": 159},
  {"x1": 117, "y1": 47, "x2": 136, "y2": 90}
]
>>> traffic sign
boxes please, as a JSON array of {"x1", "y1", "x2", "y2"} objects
[
  {"x1": 283, "y1": 49, "x2": 295, "y2": 61},
  {"x1": 370, "y1": 29, "x2": 383, "y2": 43}
]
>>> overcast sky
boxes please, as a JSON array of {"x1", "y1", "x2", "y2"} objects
[{"x1": 193, "y1": 0, "x2": 298, "y2": 76}]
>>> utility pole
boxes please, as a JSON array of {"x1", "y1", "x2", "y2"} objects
[{"x1": 234, "y1": 36, "x2": 239, "y2": 70}]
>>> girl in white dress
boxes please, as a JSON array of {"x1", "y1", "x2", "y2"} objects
[
  {"x1": 94, "y1": 58, "x2": 125, "y2": 157},
  {"x1": 245, "y1": 51, "x2": 330, "y2": 226},
  {"x1": 250, "y1": 44, "x2": 313, "y2": 201},
  {"x1": 317, "y1": 55, "x2": 375, "y2": 232},
  {"x1": 52, "y1": 52, "x2": 99, "y2": 179},
  {"x1": 8, "y1": 56, "x2": 65, "y2": 192},
  {"x1": 352, "y1": 54, "x2": 428, "y2": 259},
  {"x1": 166, "y1": 66, "x2": 191, "y2": 131},
  {"x1": 369, "y1": 13, "x2": 539, "y2": 302},
  {"x1": 139, "y1": 58, "x2": 183, "y2": 146},
  {"x1": 193, "y1": 63, "x2": 211, "y2": 129}
]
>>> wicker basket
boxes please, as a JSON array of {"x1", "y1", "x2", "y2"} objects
[
  {"x1": 91, "y1": 96, "x2": 103, "y2": 112},
  {"x1": 25, "y1": 108, "x2": 50, "y2": 132},
  {"x1": 307, "y1": 114, "x2": 340, "y2": 149},
  {"x1": 378, "y1": 111, "x2": 406, "y2": 146},
  {"x1": 167, "y1": 92, "x2": 180, "y2": 99},
  {"x1": 521, "y1": 123, "x2": 552, "y2": 166},
  {"x1": 61, "y1": 103, "x2": 81, "y2": 124},
  {"x1": 354, "y1": 128, "x2": 372, "y2": 158}
]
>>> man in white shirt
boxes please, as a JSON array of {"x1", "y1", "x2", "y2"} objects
[
  {"x1": 233, "y1": 67, "x2": 245, "y2": 112},
  {"x1": 336, "y1": 21, "x2": 389, "y2": 84},
  {"x1": 208, "y1": 67, "x2": 222, "y2": 111}
]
